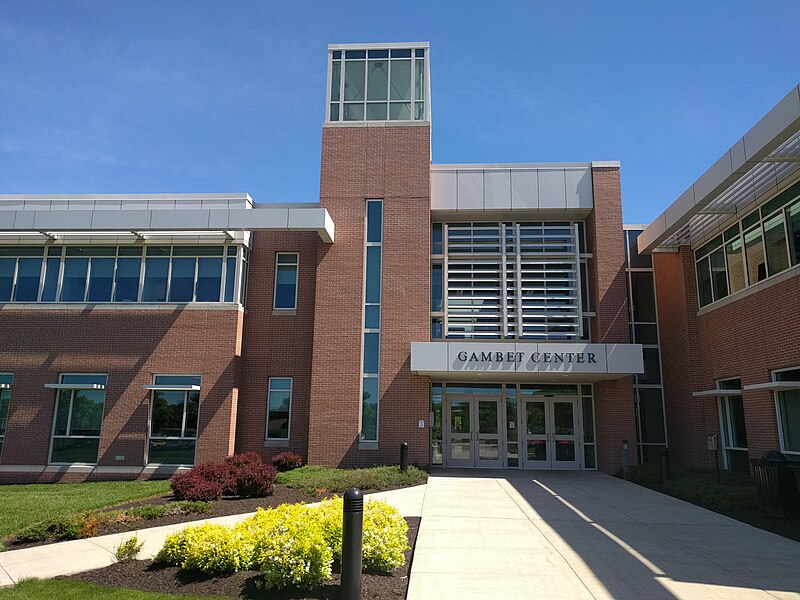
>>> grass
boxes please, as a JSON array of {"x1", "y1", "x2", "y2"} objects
[
  {"x1": 0, "y1": 479, "x2": 171, "y2": 544},
  {"x1": 276, "y1": 464, "x2": 428, "y2": 494},
  {"x1": 0, "y1": 579, "x2": 224, "y2": 599},
  {"x1": 627, "y1": 463, "x2": 759, "y2": 512}
]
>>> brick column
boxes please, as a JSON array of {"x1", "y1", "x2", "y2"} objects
[{"x1": 586, "y1": 166, "x2": 638, "y2": 473}]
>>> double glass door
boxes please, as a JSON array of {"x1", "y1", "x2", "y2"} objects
[
  {"x1": 521, "y1": 397, "x2": 580, "y2": 470},
  {"x1": 446, "y1": 396, "x2": 503, "y2": 468}
]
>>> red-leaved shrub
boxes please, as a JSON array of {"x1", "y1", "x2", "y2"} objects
[
  {"x1": 234, "y1": 463, "x2": 277, "y2": 498},
  {"x1": 224, "y1": 452, "x2": 264, "y2": 471},
  {"x1": 272, "y1": 450, "x2": 303, "y2": 472},
  {"x1": 192, "y1": 461, "x2": 237, "y2": 496},
  {"x1": 171, "y1": 471, "x2": 224, "y2": 502}
]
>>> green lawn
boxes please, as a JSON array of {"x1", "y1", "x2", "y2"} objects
[
  {"x1": 276, "y1": 464, "x2": 427, "y2": 494},
  {"x1": 0, "y1": 479, "x2": 170, "y2": 543},
  {"x1": 0, "y1": 579, "x2": 223, "y2": 600}
]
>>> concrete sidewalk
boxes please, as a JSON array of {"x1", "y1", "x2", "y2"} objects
[
  {"x1": 407, "y1": 470, "x2": 800, "y2": 600},
  {"x1": 0, "y1": 484, "x2": 426, "y2": 587}
]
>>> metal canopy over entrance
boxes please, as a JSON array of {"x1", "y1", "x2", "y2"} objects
[{"x1": 432, "y1": 383, "x2": 596, "y2": 471}]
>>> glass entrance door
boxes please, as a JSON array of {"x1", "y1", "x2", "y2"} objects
[
  {"x1": 445, "y1": 396, "x2": 503, "y2": 468},
  {"x1": 521, "y1": 397, "x2": 580, "y2": 470}
]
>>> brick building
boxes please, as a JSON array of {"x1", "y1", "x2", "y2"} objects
[
  {"x1": 638, "y1": 85, "x2": 800, "y2": 474},
  {"x1": 8, "y1": 43, "x2": 794, "y2": 483}
]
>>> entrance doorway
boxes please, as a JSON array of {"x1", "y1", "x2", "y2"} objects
[
  {"x1": 520, "y1": 397, "x2": 580, "y2": 470},
  {"x1": 445, "y1": 396, "x2": 503, "y2": 468},
  {"x1": 434, "y1": 383, "x2": 593, "y2": 470}
]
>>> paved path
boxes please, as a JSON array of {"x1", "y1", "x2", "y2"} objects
[
  {"x1": 0, "y1": 484, "x2": 426, "y2": 587},
  {"x1": 407, "y1": 470, "x2": 800, "y2": 600}
]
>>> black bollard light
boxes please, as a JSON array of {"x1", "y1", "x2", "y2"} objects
[
  {"x1": 340, "y1": 487, "x2": 363, "y2": 600},
  {"x1": 661, "y1": 447, "x2": 671, "y2": 483},
  {"x1": 400, "y1": 442, "x2": 409, "y2": 473},
  {"x1": 621, "y1": 440, "x2": 630, "y2": 479}
]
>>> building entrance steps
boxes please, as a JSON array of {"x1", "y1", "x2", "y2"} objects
[
  {"x1": 0, "y1": 484, "x2": 426, "y2": 587},
  {"x1": 407, "y1": 470, "x2": 800, "y2": 600}
]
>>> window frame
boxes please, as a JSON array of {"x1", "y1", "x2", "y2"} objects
[
  {"x1": 265, "y1": 377, "x2": 293, "y2": 443},
  {"x1": 146, "y1": 374, "x2": 201, "y2": 466},
  {"x1": 774, "y1": 366, "x2": 800, "y2": 456},
  {"x1": 48, "y1": 373, "x2": 108, "y2": 465},
  {"x1": 0, "y1": 373, "x2": 12, "y2": 460},
  {"x1": 273, "y1": 252, "x2": 299, "y2": 311}
]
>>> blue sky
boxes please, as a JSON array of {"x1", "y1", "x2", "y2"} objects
[{"x1": 0, "y1": 2, "x2": 798, "y2": 223}]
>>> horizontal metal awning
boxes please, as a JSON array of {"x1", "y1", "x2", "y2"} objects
[
  {"x1": 143, "y1": 384, "x2": 201, "y2": 392},
  {"x1": 639, "y1": 85, "x2": 800, "y2": 253},
  {"x1": 743, "y1": 381, "x2": 800, "y2": 392},
  {"x1": 0, "y1": 195, "x2": 335, "y2": 244},
  {"x1": 692, "y1": 388, "x2": 742, "y2": 398},
  {"x1": 44, "y1": 383, "x2": 105, "y2": 390}
]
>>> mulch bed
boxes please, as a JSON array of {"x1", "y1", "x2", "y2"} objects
[
  {"x1": 5, "y1": 485, "x2": 336, "y2": 551},
  {"x1": 65, "y1": 517, "x2": 420, "y2": 599}
]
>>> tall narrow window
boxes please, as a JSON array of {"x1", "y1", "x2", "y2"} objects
[
  {"x1": 50, "y1": 374, "x2": 107, "y2": 464},
  {"x1": 0, "y1": 374, "x2": 12, "y2": 458},
  {"x1": 361, "y1": 200, "x2": 383, "y2": 443},
  {"x1": 148, "y1": 375, "x2": 201, "y2": 465},
  {"x1": 717, "y1": 379, "x2": 748, "y2": 474},
  {"x1": 274, "y1": 253, "x2": 299, "y2": 310},
  {"x1": 266, "y1": 378, "x2": 292, "y2": 441}
]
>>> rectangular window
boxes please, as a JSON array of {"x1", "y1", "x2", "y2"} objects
[
  {"x1": 142, "y1": 255, "x2": 169, "y2": 302},
  {"x1": 431, "y1": 384, "x2": 443, "y2": 465},
  {"x1": 763, "y1": 212, "x2": 790, "y2": 276},
  {"x1": 60, "y1": 257, "x2": 89, "y2": 302},
  {"x1": 114, "y1": 257, "x2": 142, "y2": 302},
  {"x1": 719, "y1": 382, "x2": 748, "y2": 474},
  {"x1": 431, "y1": 262, "x2": 443, "y2": 312},
  {"x1": 266, "y1": 378, "x2": 292, "y2": 441},
  {"x1": 776, "y1": 368, "x2": 800, "y2": 454},
  {"x1": 0, "y1": 374, "x2": 12, "y2": 458},
  {"x1": 273, "y1": 253, "x2": 299, "y2": 310},
  {"x1": 361, "y1": 200, "x2": 383, "y2": 442},
  {"x1": 744, "y1": 227, "x2": 767, "y2": 284},
  {"x1": 148, "y1": 374, "x2": 201, "y2": 465},
  {"x1": 788, "y1": 200, "x2": 800, "y2": 265},
  {"x1": 50, "y1": 374, "x2": 107, "y2": 464},
  {"x1": 725, "y1": 237, "x2": 746, "y2": 293},
  {"x1": 13, "y1": 258, "x2": 42, "y2": 302}
]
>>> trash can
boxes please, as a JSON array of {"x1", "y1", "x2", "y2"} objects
[{"x1": 749, "y1": 451, "x2": 800, "y2": 518}]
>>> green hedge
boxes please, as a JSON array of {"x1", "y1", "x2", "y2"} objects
[{"x1": 156, "y1": 498, "x2": 409, "y2": 590}]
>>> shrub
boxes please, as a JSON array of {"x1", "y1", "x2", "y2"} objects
[
  {"x1": 156, "y1": 529, "x2": 192, "y2": 566},
  {"x1": 115, "y1": 535, "x2": 144, "y2": 562},
  {"x1": 272, "y1": 451, "x2": 303, "y2": 472},
  {"x1": 224, "y1": 452, "x2": 264, "y2": 471},
  {"x1": 234, "y1": 463, "x2": 277, "y2": 498},
  {"x1": 253, "y1": 504, "x2": 332, "y2": 590},
  {"x1": 314, "y1": 497, "x2": 344, "y2": 560},
  {"x1": 362, "y1": 500, "x2": 409, "y2": 572},
  {"x1": 180, "y1": 524, "x2": 255, "y2": 574},
  {"x1": 171, "y1": 472, "x2": 224, "y2": 502},
  {"x1": 192, "y1": 461, "x2": 237, "y2": 496},
  {"x1": 16, "y1": 513, "x2": 98, "y2": 543}
]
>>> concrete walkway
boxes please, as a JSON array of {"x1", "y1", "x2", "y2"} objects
[
  {"x1": 407, "y1": 470, "x2": 800, "y2": 600},
  {"x1": 0, "y1": 484, "x2": 427, "y2": 587}
]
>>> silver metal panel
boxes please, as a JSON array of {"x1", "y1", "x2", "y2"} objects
[
  {"x1": 90, "y1": 210, "x2": 152, "y2": 230},
  {"x1": 484, "y1": 170, "x2": 512, "y2": 210},
  {"x1": 538, "y1": 169, "x2": 567, "y2": 209},
  {"x1": 565, "y1": 169, "x2": 593, "y2": 210},
  {"x1": 606, "y1": 344, "x2": 644, "y2": 374},
  {"x1": 510, "y1": 170, "x2": 539, "y2": 209},
  {"x1": 410, "y1": 342, "x2": 448, "y2": 372},
  {"x1": 456, "y1": 171, "x2": 484, "y2": 211},
  {"x1": 32, "y1": 210, "x2": 93, "y2": 230},
  {"x1": 228, "y1": 208, "x2": 289, "y2": 230},
  {"x1": 431, "y1": 170, "x2": 457, "y2": 210},
  {"x1": 150, "y1": 209, "x2": 211, "y2": 229}
]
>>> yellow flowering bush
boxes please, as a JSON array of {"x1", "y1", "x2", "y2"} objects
[
  {"x1": 362, "y1": 500, "x2": 410, "y2": 572},
  {"x1": 154, "y1": 497, "x2": 409, "y2": 588}
]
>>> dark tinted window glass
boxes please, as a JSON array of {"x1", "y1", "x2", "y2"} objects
[
  {"x1": 114, "y1": 258, "x2": 141, "y2": 302},
  {"x1": 637, "y1": 388, "x2": 666, "y2": 443},
  {"x1": 0, "y1": 259, "x2": 13, "y2": 301},
  {"x1": 14, "y1": 258, "x2": 41, "y2": 301},
  {"x1": 431, "y1": 263, "x2": 443, "y2": 312},
  {"x1": 432, "y1": 223, "x2": 443, "y2": 254},
  {"x1": 363, "y1": 332, "x2": 379, "y2": 374},
  {"x1": 224, "y1": 257, "x2": 236, "y2": 302},
  {"x1": 274, "y1": 263, "x2": 298, "y2": 309},
  {"x1": 638, "y1": 348, "x2": 662, "y2": 385},
  {"x1": 41, "y1": 258, "x2": 60, "y2": 301},
  {"x1": 168, "y1": 258, "x2": 195, "y2": 302},
  {"x1": 631, "y1": 271, "x2": 657, "y2": 322},
  {"x1": 87, "y1": 258, "x2": 114, "y2": 302},
  {"x1": 60, "y1": 258, "x2": 88, "y2": 301},
  {"x1": 696, "y1": 257, "x2": 713, "y2": 307},
  {"x1": 366, "y1": 201, "x2": 383, "y2": 242},
  {"x1": 195, "y1": 257, "x2": 222, "y2": 302},
  {"x1": 626, "y1": 230, "x2": 652, "y2": 268},
  {"x1": 365, "y1": 246, "x2": 381, "y2": 304},
  {"x1": 142, "y1": 257, "x2": 169, "y2": 302}
]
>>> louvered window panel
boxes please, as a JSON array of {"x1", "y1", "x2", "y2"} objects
[{"x1": 445, "y1": 222, "x2": 581, "y2": 340}]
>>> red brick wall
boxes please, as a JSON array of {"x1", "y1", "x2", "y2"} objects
[
  {"x1": 307, "y1": 124, "x2": 431, "y2": 467},
  {"x1": 586, "y1": 166, "x2": 638, "y2": 473},
  {"x1": 0, "y1": 307, "x2": 242, "y2": 482},
  {"x1": 237, "y1": 231, "x2": 318, "y2": 462}
]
